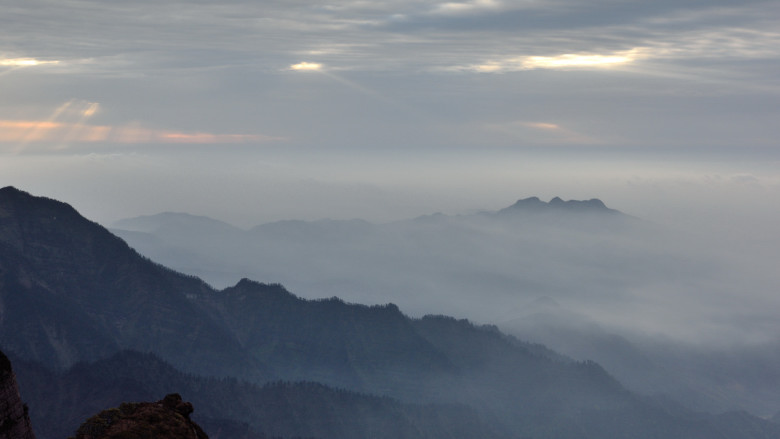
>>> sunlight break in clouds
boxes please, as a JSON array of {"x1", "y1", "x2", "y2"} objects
[
  {"x1": 434, "y1": 0, "x2": 502, "y2": 15},
  {"x1": 483, "y1": 120, "x2": 602, "y2": 145},
  {"x1": 0, "y1": 100, "x2": 282, "y2": 150},
  {"x1": 0, "y1": 57, "x2": 60, "y2": 67},
  {"x1": 463, "y1": 49, "x2": 643, "y2": 73},
  {"x1": 289, "y1": 61, "x2": 323, "y2": 71},
  {"x1": 523, "y1": 53, "x2": 635, "y2": 69},
  {"x1": 0, "y1": 120, "x2": 278, "y2": 146}
]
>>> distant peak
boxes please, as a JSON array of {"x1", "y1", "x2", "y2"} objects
[
  {"x1": 234, "y1": 278, "x2": 265, "y2": 289},
  {"x1": 227, "y1": 278, "x2": 295, "y2": 299},
  {"x1": 498, "y1": 196, "x2": 618, "y2": 215},
  {"x1": 0, "y1": 186, "x2": 31, "y2": 199},
  {"x1": 514, "y1": 196, "x2": 543, "y2": 204}
]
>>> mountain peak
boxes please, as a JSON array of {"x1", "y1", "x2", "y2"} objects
[
  {"x1": 0, "y1": 185, "x2": 25, "y2": 196},
  {"x1": 498, "y1": 196, "x2": 618, "y2": 215},
  {"x1": 507, "y1": 196, "x2": 545, "y2": 208},
  {"x1": 549, "y1": 196, "x2": 564, "y2": 204},
  {"x1": 112, "y1": 212, "x2": 241, "y2": 234}
]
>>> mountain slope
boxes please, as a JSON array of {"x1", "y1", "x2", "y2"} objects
[
  {"x1": 206, "y1": 279, "x2": 455, "y2": 394},
  {"x1": 0, "y1": 186, "x2": 259, "y2": 378}
]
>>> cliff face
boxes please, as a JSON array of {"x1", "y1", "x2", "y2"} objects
[{"x1": 0, "y1": 350, "x2": 36, "y2": 439}]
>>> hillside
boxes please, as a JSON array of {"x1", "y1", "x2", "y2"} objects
[
  {"x1": 12, "y1": 350, "x2": 505, "y2": 439},
  {"x1": 0, "y1": 186, "x2": 261, "y2": 379}
]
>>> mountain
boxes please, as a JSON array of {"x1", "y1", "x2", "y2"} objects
[
  {"x1": 0, "y1": 186, "x2": 260, "y2": 379},
  {"x1": 109, "y1": 195, "x2": 648, "y2": 322},
  {"x1": 496, "y1": 196, "x2": 622, "y2": 215},
  {"x1": 3, "y1": 186, "x2": 780, "y2": 439},
  {"x1": 109, "y1": 194, "x2": 780, "y2": 417},
  {"x1": 113, "y1": 212, "x2": 242, "y2": 236},
  {"x1": 205, "y1": 279, "x2": 454, "y2": 394}
]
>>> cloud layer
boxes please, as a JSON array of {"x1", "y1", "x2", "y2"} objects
[{"x1": 2, "y1": 0, "x2": 779, "y2": 152}]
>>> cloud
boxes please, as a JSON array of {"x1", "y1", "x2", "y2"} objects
[
  {"x1": 481, "y1": 120, "x2": 605, "y2": 146},
  {"x1": 2, "y1": 0, "x2": 779, "y2": 153},
  {"x1": 0, "y1": 99, "x2": 284, "y2": 150},
  {"x1": 0, "y1": 120, "x2": 281, "y2": 147},
  {"x1": 4, "y1": 0, "x2": 778, "y2": 78},
  {"x1": 0, "y1": 120, "x2": 284, "y2": 145},
  {"x1": 155, "y1": 132, "x2": 279, "y2": 144}
]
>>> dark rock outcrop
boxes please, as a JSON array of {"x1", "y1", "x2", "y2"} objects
[
  {"x1": 70, "y1": 394, "x2": 207, "y2": 439},
  {"x1": 0, "y1": 350, "x2": 36, "y2": 439}
]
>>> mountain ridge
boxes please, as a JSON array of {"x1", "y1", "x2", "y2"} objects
[
  {"x1": 110, "y1": 195, "x2": 627, "y2": 234},
  {"x1": 0, "y1": 187, "x2": 260, "y2": 378}
]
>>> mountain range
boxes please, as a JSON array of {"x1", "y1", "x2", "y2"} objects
[
  {"x1": 108, "y1": 192, "x2": 780, "y2": 416},
  {"x1": 2, "y1": 186, "x2": 780, "y2": 438},
  {"x1": 110, "y1": 195, "x2": 645, "y2": 321}
]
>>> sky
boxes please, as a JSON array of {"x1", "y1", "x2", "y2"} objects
[{"x1": 1, "y1": 0, "x2": 779, "y2": 234}]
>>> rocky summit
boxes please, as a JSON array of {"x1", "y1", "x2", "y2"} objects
[
  {"x1": 498, "y1": 196, "x2": 619, "y2": 214},
  {"x1": 70, "y1": 394, "x2": 208, "y2": 439}
]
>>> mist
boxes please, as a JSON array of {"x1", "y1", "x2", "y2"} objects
[{"x1": 95, "y1": 167, "x2": 780, "y2": 416}]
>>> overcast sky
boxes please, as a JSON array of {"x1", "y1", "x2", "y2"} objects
[{"x1": 1, "y1": 0, "x2": 779, "y2": 235}]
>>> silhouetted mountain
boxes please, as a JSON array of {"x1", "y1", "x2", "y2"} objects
[
  {"x1": 3, "y1": 186, "x2": 780, "y2": 439},
  {"x1": 206, "y1": 279, "x2": 454, "y2": 394},
  {"x1": 0, "y1": 186, "x2": 260, "y2": 379},
  {"x1": 497, "y1": 196, "x2": 621, "y2": 215}
]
